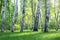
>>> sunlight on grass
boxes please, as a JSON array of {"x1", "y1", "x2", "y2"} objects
[
  {"x1": 43, "y1": 33, "x2": 59, "y2": 38},
  {"x1": 0, "y1": 30, "x2": 60, "y2": 40},
  {"x1": 0, "y1": 31, "x2": 40, "y2": 38},
  {"x1": 10, "y1": 32, "x2": 39, "y2": 37}
]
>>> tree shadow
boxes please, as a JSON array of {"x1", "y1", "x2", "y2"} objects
[
  {"x1": 0, "y1": 30, "x2": 60, "y2": 40},
  {"x1": 48, "y1": 37, "x2": 60, "y2": 40}
]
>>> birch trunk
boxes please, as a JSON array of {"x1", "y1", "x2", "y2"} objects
[
  {"x1": 33, "y1": 0, "x2": 41, "y2": 31},
  {"x1": 1, "y1": 0, "x2": 7, "y2": 32},
  {"x1": 12, "y1": 0, "x2": 18, "y2": 32},
  {"x1": 56, "y1": 0, "x2": 60, "y2": 31},
  {"x1": 31, "y1": 0, "x2": 35, "y2": 30},
  {"x1": 44, "y1": 0, "x2": 50, "y2": 32},
  {"x1": 20, "y1": 0, "x2": 26, "y2": 32}
]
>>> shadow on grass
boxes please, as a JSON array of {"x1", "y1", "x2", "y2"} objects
[
  {"x1": 48, "y1": 37, "x2": 60, "y2": 40},
  {"x1": 0, "y1": 30, "x2": 60, "y2": 40}
]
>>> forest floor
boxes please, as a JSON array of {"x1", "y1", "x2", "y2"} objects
[{"x1": 0, "y1": 29, "x2": 60, "y2": 40}]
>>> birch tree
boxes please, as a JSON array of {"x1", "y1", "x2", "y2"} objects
[
  {"x1": 54, "y1": 0, "x2": 59, "y2": 31},
  {"x1": 1, "y1": 0, "x2": 7, "y2": 32},
  {"x1": 56, "y1": 0, "x2": 60, "y2": 31},
  {"x1": 58, "y1": 0, "x2": 60, "y2": 30},
  {"x1": 33, "y1": 0, "x2": 41, "y2": 31},
  {"x1": 7, "y1": 0, "x2": 11, "y2": 30},
  {"x1": 12, "y1": 0, "x2": 18, "y2": 32},
  {"x1": 44, "y1": 0, "x2": 50, "y2": 32},
  {"x1": 20, "y1": 0, "x2": 26, "y2": 32},
  {"x1": 15, "y1": 0, "x2": 18, "y2": 24},
  {"x1": 31, "y1": 0, "x2": 36, "y2": 30},
  {"x1": 39, "y1": 0, "x2": 42, "y2": 31}
]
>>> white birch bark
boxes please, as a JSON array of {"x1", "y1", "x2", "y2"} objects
[
  {"x1": 44, "y1": 0, "x2": 50, "y2": 32},
  {"x1": 1, "y1": 0, "x2": 7, "y2": 32}
]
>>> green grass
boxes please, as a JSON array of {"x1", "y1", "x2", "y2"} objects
[{"x1": 0, "y1": 30, "x2": 60, "y2": 40}]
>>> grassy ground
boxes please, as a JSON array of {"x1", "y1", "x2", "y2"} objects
[{"x1": 0, "y1": 30, "x2": 60, "y2": 40}]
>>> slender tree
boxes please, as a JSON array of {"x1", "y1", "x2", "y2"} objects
[
  {"x1": 54, "y1": 0, "x2": 59, "y2": 31},
  {"x1": 15, "y1": 0, "x2": 18, "y2": 24},
  {"x1": 20, "y1": 0, "x2": 26, "y2": 32},
  {"x1": 39, "y1": 0, "x2": 43, "y2": 31},
  {"x1": 33, "y1": 0, "x2": 41, "y2": 31},
  {"x1": 31, "y1": 0, "x2": 35, "y2": 19},
  {"x1": 1, "y1": 0, "x2": 7, "y2": 32},
  {"x1": 31, "y1": 0, "x2": 35, "y2": 30},
  {"x1": 7, "y1": 0, "x2": 11, "y2": 30},
  {"x1": 58, "y1": 0, "x2": 60, "y2": 29},
  {"x1": 56, "y1": 0, "x2": 60, "y2": 31},
  {"x1": 44, "y1": 0, "x2": 50, "y2": 32},
  {"x1": 12, "y1": 0, "x2": 18, "y2": 32}
]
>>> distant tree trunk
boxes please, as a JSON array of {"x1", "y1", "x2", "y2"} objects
[
  {"x1": 44, "y1": 0, "x2": 50, "y2": 32},
  {"x1": 58, "y1": 0, "x2": 60, "y2": 30},
  {"x1": 31, "y1": 0, "x2": 35, "y2": 30},
  {"x1": 20, "y1": 0, "x2": 26, "y2": 32},
  {"x1": 33, "y1": 0, "x2": 41, "y2": 31},
  {"x1": 31, "y1": 0, "x2": 35, "y2": 19},
  {"x1": 56, "y1": 0, "x2": 60, "y2": 31},
  {"x1": 39, "y1": 13, "x2": 43, "y2": 31},
  {"x1": 38, "y1": 0, "x2": 43, "y2": 31},
  {"x1": 15, "y1": 0, "x2": 18, "y2": 24},
  {"x1": 11, "y1": 1, "x2": 15, "y2": 32},
  {"x1": 55, "y1": 14, "x2": 59, "y2": 31},
  {"x1": 7, "y1": 0, "x2": 10, "y2": 30},
  {"x1": 12, "y1": 0, "x2": 18, "y2": 32},
  {"x1": 1, "y1": 0, "x2": 7, "y2": 32}
]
